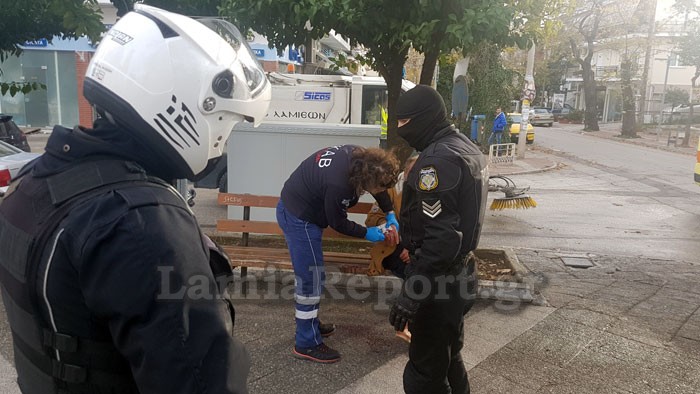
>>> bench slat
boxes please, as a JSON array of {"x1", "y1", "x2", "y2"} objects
[
  {"x1": 217, "y1": 193, "x2": 375, "y2": 213},
  {"x1": 218, "y1": 193, "x2": 279, "y2": 208},
  {"x1": 217, "y1": 220, "x2": 284, "y2": 235},
  {"x1": 217, "y1": 219, "x2": 375, "y2": 240},
  {"x1": 223, "y1": 246, "x2": 371, "y2": 264}
]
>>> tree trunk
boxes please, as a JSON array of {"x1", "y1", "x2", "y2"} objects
[
  {"x1": 581, "y1": 66, "x2": 600, "y2": 131},
  {"x1": 380, "y1": 50, "x2": 413, "y2": 163},
  {"x1": 621, "y1": 56, "x2": 637, "y2": 137},
  {"x1": 420, "y1": 46, "x2": 440, "y2": 86},
  {"x1": 683, "y1": 74, "x2": 698, "y2": 147},
  {"x1": 571, "y1": 9, "x2": 601, "y2": 132},
  {"x1": 637, "y1": 0, "x2": 658, "y2": 125},
  {"x1": 621, "y1": 87, "x2": 637, "y2": 137}
]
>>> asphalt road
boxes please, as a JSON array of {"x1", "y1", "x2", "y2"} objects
[{"x1": 479, "y1": 124, "x2": 700, "y2": 263}]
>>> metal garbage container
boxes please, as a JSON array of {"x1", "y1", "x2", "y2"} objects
[{"x1": 471, "y1": 115, "x2": 486, "y2": 142}]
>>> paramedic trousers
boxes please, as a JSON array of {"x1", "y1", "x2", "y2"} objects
[
  {"x1": 276, "y1": 200, "x2": 325, "y2": 349},
  {"x1": 403, "y1": 259, "x2": 476, "y2": 394}
]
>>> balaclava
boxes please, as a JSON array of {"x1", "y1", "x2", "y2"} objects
[{"x1": 395, "y1": 85, "x2": 451, "y2": 151}]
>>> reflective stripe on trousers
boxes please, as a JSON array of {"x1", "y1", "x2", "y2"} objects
[{"x1": 276, "y1": 200, "x2": 325, "y2": 348}]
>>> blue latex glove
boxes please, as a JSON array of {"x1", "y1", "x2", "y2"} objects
[
  {"x1": 385, "y1": 212, "x2": 399, "y2": 232},
  {"x1": 365, "y1": 226, "x2": 386, "y2": 242}
]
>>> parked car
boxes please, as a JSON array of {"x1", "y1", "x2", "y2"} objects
[
  {"x1": 551, "y1": 103, "x2": 574, "y2": 119},
  {"x1": 0, "y1": 140, "x2": 41, "y2": 196},
  {"x1": 0, "y1": 115, "x2": 31, "y2": 152},
  {"x1": 507, "y1": 113, "x2": 535, "y2": 144},
  {"x1": 529, "y1": 107, "x2": 554, "y2": 127}
]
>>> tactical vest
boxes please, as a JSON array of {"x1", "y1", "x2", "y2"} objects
[{"x1": 0, "y1": 159, "x2": 234, "y2": 393}]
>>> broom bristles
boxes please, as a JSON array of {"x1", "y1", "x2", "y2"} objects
[{"x1": 489, "y1": 196, "x2": 537, "y2": 210}]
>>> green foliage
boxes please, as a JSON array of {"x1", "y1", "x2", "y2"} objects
[
  {"x1": 564, "y1": 109, "x2": 584, "y2": 122},
  {"x1": 109, "y1": 0, "x2": 221, "y2": 17},
  {"x1": 411, "y1": 0, "x2": 526, "y2": 57},
  {"x1": 436, "y1": 54, "x2": 457, "y2": 116},
  {"x1": 677, "y1": 20, "x2": 700, "y2": 81},
  {"x1": 466, "y1": 43, "x2": 518, "y2": 119},
  {"x1": 0, "y1": 82, "x2": 46, "y2": 97},
  {"x1": 0, "y1": 0, "x2": 104, "y2": 59},
  {"x1": 0, "y1": 0, "x2": 105, "y2": 96}
]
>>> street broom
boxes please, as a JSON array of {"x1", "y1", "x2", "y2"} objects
[{"x1": 488, "y1": 175, "x2": 537, "y2": 210}]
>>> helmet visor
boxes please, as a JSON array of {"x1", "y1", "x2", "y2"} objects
[{"x1": 197, "y1": 18, "x2": 267, "y2": 98}]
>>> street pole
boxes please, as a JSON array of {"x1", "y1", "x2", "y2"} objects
[
  {"x1": 518, "y1": 42, "x2": 536, "y2": 159},
  {"x1": 656, "y1": 53, "x2": 671, "y2": 140}
]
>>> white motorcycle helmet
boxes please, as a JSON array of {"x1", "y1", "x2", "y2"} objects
[{"x1": 84, "y1": 4, "x2": 271, "y2": 180}]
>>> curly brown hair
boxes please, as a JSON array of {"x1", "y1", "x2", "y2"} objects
[{"x1": 348, "y1": 147, "x2": 400, "y2": 195}]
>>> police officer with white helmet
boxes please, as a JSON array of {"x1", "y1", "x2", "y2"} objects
[{"x1": 0, "y1": 5, "x2": 270, "y2": 393}]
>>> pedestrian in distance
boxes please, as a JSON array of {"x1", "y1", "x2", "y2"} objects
[
  {"x1": 0, "y1": 5, "x2": 270, "y2": 394},
  {"x1": 277, "y1": 145, "x2": 400, "y2": 363},
  {"x1": 488, "y1": 106, "x2": 508, "y2": 146},
  {"x1": 390, "y1": 85, "x2": 488, "y2": 394}
]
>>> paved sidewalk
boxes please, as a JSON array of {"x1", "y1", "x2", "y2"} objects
[
  {"x1": 487, "y1": 121, "x2": 698, "y2": 177},
  {"x1": 225, "y1": 248, "x2": 700, "y2": 394},
  {"x1": 559, "y1": 122, "x2": 698, "y2": 156},
  {"x1": 489, "y1": 148, "x2": 559, "y2": 176}
]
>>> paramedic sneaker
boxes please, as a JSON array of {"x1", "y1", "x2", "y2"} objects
[
  {"x1": 293, "y1": 343, "x2": 341, "y2": 363},
  {"x1": 319, "y1": 322, "x2": 336, "y2": 337}
]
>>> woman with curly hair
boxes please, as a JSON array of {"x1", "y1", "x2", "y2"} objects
[{"x1": 277, "y1": 145, "x2": 400, "y2": 363}]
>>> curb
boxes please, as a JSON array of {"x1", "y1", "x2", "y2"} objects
[
  {"x1": 229, "y1": 248, "x2": 537, "y2": 305},
  {"x1": 491, "y1": 161, "x2": 560, "y2": 176},
  {"x1": 475, "y1": 248, "x2": 535, "y2": 303}
]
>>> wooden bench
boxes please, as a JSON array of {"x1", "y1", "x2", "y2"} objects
[{"x1": 215, "y1": 193, "x2": 380, "y2": 284}]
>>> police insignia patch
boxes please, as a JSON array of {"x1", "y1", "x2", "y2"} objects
[
  {"x1": 418, "y1": 166, "x2": 438, "y2": 191},
  {"x1": 422, "y1": 200, "x2": 442, "y2": 218}
]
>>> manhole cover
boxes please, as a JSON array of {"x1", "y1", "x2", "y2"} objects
[{"x1": 561, "y1": 257, "x2": 594, "y2": 268}]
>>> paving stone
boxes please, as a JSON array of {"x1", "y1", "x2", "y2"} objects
[
  {"x1": 462, "y1": 333, "x2": 502, "y2": 367},
  {"x1": 655, "y1": 287, "x2": 700, "y2": 305},
  {"x1": 477, "y1": 347, "x2": 562, "y2": 390},
  {"x1": 539, "y1": 282, "x2": 607, "y2": 298},
  {"x1": 591, "y1": 331, "x2": 700, "y2": 383},
  {"x1": 536, "y1": 380, "x2": 633, "y2": 394},
  {"x1": 466, "y1": 305, "x2": 552, "y2": 346},
  {"x1": 595, "y1": 281, "x2": 661, "y2": 299},
  {"x1": 468, "y1": 366, "x2": 538, "y2": 393},
  {"x1": 556, "y1": 307, "x2": 618, "y2": 329},
  {"x1": 606, "y1": 318, "x2": 675, "y2": 347},
  {"x1": 677, "y1": 322, "x2": 700, "y2": 341},
  {"x1": 567, "y1": 296, "x2": 638, "y2": 316},
  {"x1": 504, "y1": 312, "x2": 603, "y2": 367},
  {"x1": 627, "y1": 298, "x2": 696, "y2": 323}
]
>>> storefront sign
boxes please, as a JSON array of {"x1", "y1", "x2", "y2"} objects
[{"x1": 23, "y1": 39, "x2": 48, "y2": 47}]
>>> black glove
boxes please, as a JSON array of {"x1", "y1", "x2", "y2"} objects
[{"x1": 389, "y1": 290, "x2": 420, "y2": 331}]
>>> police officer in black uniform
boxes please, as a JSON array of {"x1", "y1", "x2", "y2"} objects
[
  {"x1": 389, "y1": 85, "x2": 488, "y2": 394},
  {"x1": 0, "y1": 5, "x2": 270, "y2": 393}
]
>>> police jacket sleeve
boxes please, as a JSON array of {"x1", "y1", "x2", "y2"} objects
[
  {"x1": 371, "y1": 190, "x2": 394, "y2": 213},
  {"x1": 411, "y1": 158, "x2": 466, "y2": 276},
  {"x1": 78, "y1": 202, "x2": 249, "y2": 394},
  {"x1": 324, "y1": 185, "x2": 366, "y2": 238}
]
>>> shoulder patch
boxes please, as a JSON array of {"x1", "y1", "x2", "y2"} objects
[{"x1": 418, "y1": 166, "x2": 438, "y2": 191}]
